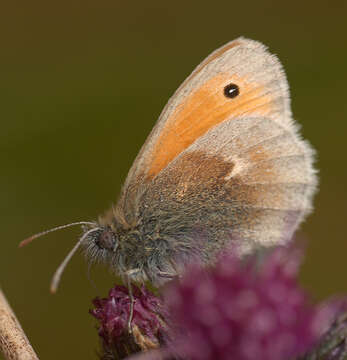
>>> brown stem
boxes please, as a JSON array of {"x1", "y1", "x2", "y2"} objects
[{"x1": 0, "y1": 288, "x2": 39, "y2": 360}]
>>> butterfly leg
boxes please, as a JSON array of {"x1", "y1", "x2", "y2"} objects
[
  {"x1": 124, "y1": 268, "x2": 141, "y2": 333},
  {"x1": 157, "y1": 271, "x2": 177, "y2": 280},
  {"x1": 126, "y1": 274, "x2": 134, "y2": 334}
]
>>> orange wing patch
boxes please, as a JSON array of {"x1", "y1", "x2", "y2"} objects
[{"x1": 147, "y1": 73, "x2": 274, "y2": 178}]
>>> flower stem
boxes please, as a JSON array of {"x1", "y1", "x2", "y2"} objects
[{"x1": 0, "y1": 288, "x2": 39, "y2": 360}]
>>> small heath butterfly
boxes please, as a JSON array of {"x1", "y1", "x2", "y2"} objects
[{"x1": 22, "y1": 37, "x2": 317, "y2": 295}]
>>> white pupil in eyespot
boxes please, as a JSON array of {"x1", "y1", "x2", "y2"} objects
[{"x1": 224, "y1": 83, "x2": 239, "y2": 98}]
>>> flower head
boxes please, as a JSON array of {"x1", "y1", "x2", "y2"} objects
[
  {"x1": 91, "y1": 284, "x2": 169, "y2": 359},
  {"x1": 165, "y1": 247, "x2": 324, "y2": 360},
  {"x1": 91, "y1": 247, "x2": 346, "y2": 360}
]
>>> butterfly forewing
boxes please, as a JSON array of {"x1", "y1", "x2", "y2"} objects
[{"x1": 111, "y1": 38, "x2": 316, "y2": 279}]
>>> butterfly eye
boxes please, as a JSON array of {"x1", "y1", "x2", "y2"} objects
[
  {"x1": 224, "y1": 83, "x2": 239, "y2": 98},
  {"x1": 95, "y1": 230, "x2": 115, "y2": 251}
]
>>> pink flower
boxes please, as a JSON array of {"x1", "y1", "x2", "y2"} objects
[
  {"x1": 91, "y1": 246, "x2": 344, "y2": 360},
  {"x1": 91, "y1": 285, "x2": 169, "y2": 358},
  {"x1": 165, "y1": 247, "x2": 325, "y2": 360}
]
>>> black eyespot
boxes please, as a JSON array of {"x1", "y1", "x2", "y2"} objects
[{"x1": 224, "y1": 83, "x2": 239, "y2": 99}]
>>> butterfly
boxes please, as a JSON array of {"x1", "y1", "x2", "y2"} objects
[{"x1": 22, "y1": 37, "x2": 317, "y2": 297}]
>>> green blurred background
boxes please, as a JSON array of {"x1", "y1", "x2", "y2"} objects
[{"x1": 1, "y1": 0, "x2": 346, "y2": 358}]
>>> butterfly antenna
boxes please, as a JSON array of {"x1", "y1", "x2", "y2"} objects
[
  {"x1": 19, "y1": 221, "x2": 96, "y2": 248},
  {"x1": 50, "y1": 227, "x2": 100, "y2": 293}
]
